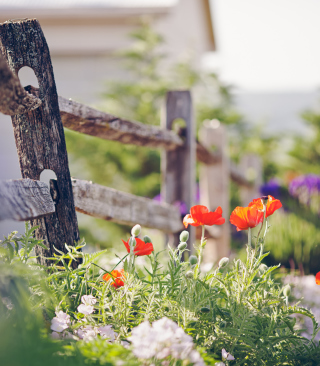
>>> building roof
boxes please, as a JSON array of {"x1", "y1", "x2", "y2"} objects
[{"x1": 0, "y1": 0, "x2": 178, "y2": 9}]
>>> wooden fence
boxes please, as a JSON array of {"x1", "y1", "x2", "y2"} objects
[{"x1": 0, "y1": 19, "x2": 262, "y2": 265}]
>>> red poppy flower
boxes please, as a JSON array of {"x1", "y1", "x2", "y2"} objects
[
  {"x1": 122, "y1": 237, "x2": 154, "y2": 256},
  {"x1": 230, "y1": 206, "x2": 264, "y2": 231},
  {"x1": 103, "y1": 269, "x2": 126, "y2": 289},
  {"x1": 316, "y1": 272, "x2": 320, "y2": 285},
  {"x1": 249, "y1": 195, "x2": 282, "y2": 218},
  {"x1": 183, "y1": 205, "x2": 225, "y2": 228}
]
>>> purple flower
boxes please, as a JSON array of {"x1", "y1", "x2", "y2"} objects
[{"x1": 260, "y1": 179, "x2": 281, "y2": 198}]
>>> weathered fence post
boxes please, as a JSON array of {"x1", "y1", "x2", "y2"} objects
[
  {"x1": 199, "y1": 120, "x2": 230, "y2": 263},
  {"x1": 161, "y1": 91, "x2": 196, "y2": 248},
  {"x1": 239, "y1": 154, "x2": 263, "y2": 205},
  {"x1": 0, "y1": 19, "x2": 80, "y2": 266}
]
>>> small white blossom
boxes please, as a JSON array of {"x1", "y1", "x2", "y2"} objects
[
  {"x1": 128, "y1": 317, "x2": 205, "y2": 365},
  {"x1": 77, "y1": 325, "x2": 98, "y2": 342},
  {"x1": 98, "y1": 325, "x2": 116, "y2": 342},
  {"x1": 215, "y1": 363, "x2": 226, "y2": 366},
  {"x1": 77, "y1": 295, "x2": 97, "y2": 315},
  {"x1": 81, "y1": 295, "x2": 97, "y2": 306},
  {"x1": 51, "y1": 331, "x2": 60, "y2": 339},
  {"x1": 50, "y1": 311, "x2": 70, "y2": 332},
  {"x1": 222, "y1": 348, "x2": 235, "y2": 361}
]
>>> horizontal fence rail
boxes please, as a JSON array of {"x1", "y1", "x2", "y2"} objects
[
  {"x1": 0, "y1": 178, "x2": 184, "y2": 234},
  {"x1": 71, "y1": 179, "x2": 184, "y2": 233},
  {"x1": 0, "y1": 179, "x2": 55, "y2": 221}
]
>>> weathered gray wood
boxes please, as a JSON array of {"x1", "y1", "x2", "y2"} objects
[
  {"x1": 71, "y1": 178, "x2": 183, "y2": 233},
  {"x1": 0, "y1": 179, "x2": 55, "y2": 221},
  {"x1": 58, "y1": 95, "x2": 251, "y2": 187},
  {"x1": 0, "y1": 19, "x2": 80, "y2": 267},
  {"x1": 161, "y1": 91, "x2": 196, "y2": 247},
  {"x1": 58, "y1": 96, "x2": 184, "y2": 150},
  {"x1": 199, "y1": 121, "x2": 230, "y2": 263},
  {"x1": 0, "y1": 51, "x2": 41, "y2": 115},
  {"x1": 239, "y1": 154, "x2": 263, "y2": 205}
]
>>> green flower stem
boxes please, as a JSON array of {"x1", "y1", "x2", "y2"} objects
[
  {"x1": 195, "y1": 225, "x2": 205, "y2": 278},
  {"x1": 248, "y1": 227, "x2": 252, "y2": 250},
  {"x1": 128, "y1": 236, "x2": 136, "y2": 274}
]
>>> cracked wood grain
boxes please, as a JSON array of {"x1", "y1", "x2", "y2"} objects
[{"x1": 0, "y1": 179, "x2": 55, "y2": 221}]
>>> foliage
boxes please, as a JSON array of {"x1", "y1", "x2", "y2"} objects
[
  {"x1": 1, "y1": 214, "x2": 320, "y2": 365},
  {"x1": 65, "y1": 21, "x2": 258, "y2": 248}
]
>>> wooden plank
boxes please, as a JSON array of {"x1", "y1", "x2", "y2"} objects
[
  {"x1": 0, "y1": 51, "x2": 41, "y2": 115},
  {"x1": 58, "y1": 96, "x2": 184, "y2": 150},
  {"x1": 199, "y1": 121, "x2": 230, "y2": 263},
  {"x1": 71, "y1": 179, "x2": 184, "y2": 233},
  {"x1": 161, "y1": 91, "x2": 196, "y2": 247},
  {"x1": 0, "y1": 19, "x2": 80, "y2": 267},
  {"x1": 0, "y1": 179, "x2": 55, "y2": 221},
  {"x1": 59, "y1": 94, "x2": 250, "y2": 188}
]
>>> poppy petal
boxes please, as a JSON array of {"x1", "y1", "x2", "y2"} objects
[
  {"x1": 183, "y1": 214, "x2": 197, "y2": 228},
  {"x1": 122, "y1": 239, "x2": 131, "y2": 254},
  {"x1": 316, "y1": 272, "x2": 320, "y2": 285}
]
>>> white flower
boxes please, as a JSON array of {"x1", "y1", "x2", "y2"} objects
[
  {"x1": 77, "y1": 325, "x2": 98, "y2": 342},
  {"x1": 215, "y1": 363, "x2": 226, "y2": 366},
  {"x1": 222, "y1": 348, "x2": 235, "y2": 361},
  {"x1": 77, "y1": 303, "x2": 94, "y2": 315},
  {"x1": 98, "y1": 325, "x2": 116, "y2": 342},
  {"x1": 128, "y1": 317, "x2": 205, "y2": 365},
  {"x1": 50, "y1": 310, "x2": 70, "y2": 332},
  {"x1": 77, "y1": 295, "x2": 96, "y2": 315},
  {"x1": 81, "y1": 295, "x2": 97, "y2": 306},
  {"x1": 51, "y1": 331, "x2": 60, "y2": 339}
]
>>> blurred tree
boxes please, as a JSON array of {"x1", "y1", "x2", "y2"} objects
[{"x1": 65, "y1": 21, "x2": 276, "y2": 248}]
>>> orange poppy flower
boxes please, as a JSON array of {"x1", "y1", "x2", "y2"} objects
[
  {"x1": 316, "y1": 272, "x2": 320, "y2": 285},
  {"x1": 230, "y1": 205, "x2": 264, "y2": 231},
  {"x1": 103, "y1": 269, "x2": 126, "y2": 289},
  {"x1": 122, "y1": 237, "x2": 154, "y2": 256},
  {"x1": 249, "y1": 195, "x2": 282, "y2": 218},
  {"x1": 183, "y1": 205, "x2": 225, "y2": 228}
]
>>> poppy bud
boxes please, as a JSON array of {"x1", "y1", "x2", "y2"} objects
[
  {"x1": 200, "y1": 307, "x2": 210, "y2": 313},
  {"x1": 143, "y1": 235, "x2": 152, "y2": 243},
  {"x1": 219, "y1": 257, "x2": 229, "y2": 268},
  {"x1": 259, "y1": 264, "x2": 268, "y2": 275},
  {"x1": 180, "y1": 230, "x2": 189, "y2": 242},
  {"x1": 283, "y1": 284, "x2": 291, "y2": 297},
  {"x1": 131, "y1": 224, "x2": 141, "y2": 237},
  {"x1": 185, "y1": 270, "x2": 193, "y2": 279},
  {"x1": 178, "y1": 242, "x2": 187, "y2": 251},
  {"x1": 189, "y1": 255, "x2": 198, "y2": 266}
]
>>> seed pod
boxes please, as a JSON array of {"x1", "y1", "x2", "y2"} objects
[
  {"x1": 131, "y1": 224, "x2": 141, "y2": 237},
  {"x1": 179, "y1": 230, "x2": 189, "y2": 243},
  {"x1": 143, "y1": 235, "x2": 152, "y2": 243},
  {"x1": 178, "y1": 242, "x2": 187, "y2": 251},
  {"x1": 200, "y1": 307, "x2": 210, "y2": 313},
  {"x1": 219, "y1": 257, "x2": 229, "y2": 268},
  {"x1": 189, "y1": 255, "x2": 198, "y2": 266},
  {"x1": 283, "y1": 284, "x2": 291, "y2": 297},
  {"x1": 185, "y1": 270, "x2": 193, "y2": 279}
]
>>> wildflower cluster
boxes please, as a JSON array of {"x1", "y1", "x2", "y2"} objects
[
  {"x1": 2, "y1": 194, "x2": 320, "y2": 365},
  {"x1": 128, "y1": 317, "x2": 204, "y2": 365}
]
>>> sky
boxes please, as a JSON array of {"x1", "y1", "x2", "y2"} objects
[{"x1": 208, "y1": 0, "x2": 320, "y2": 93}]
